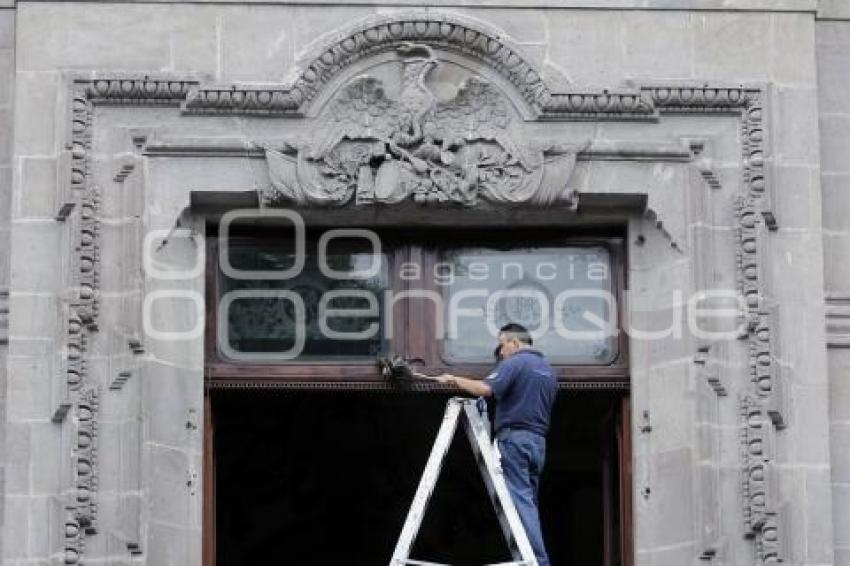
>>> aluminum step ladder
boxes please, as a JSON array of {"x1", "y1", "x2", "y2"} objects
[{"x1": 389, "y1": 397, "x2": 538, "y2": 566}]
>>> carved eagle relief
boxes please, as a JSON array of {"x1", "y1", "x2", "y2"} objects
[{"x1": 265, "y1": 42, "x2": 582, "y2": 207}]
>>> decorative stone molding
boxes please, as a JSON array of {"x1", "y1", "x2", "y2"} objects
[
  {"x1": 263, "y1": 46, "x2": 585, "y2": 207},
  {"x1": 181, "y1": 81, "x2": 763, "y2": 122},
  {"x1": 190, "y1": 13, "x2": 548, "y2": 116},
  {"x1": 84, "y1": 77, "x2": 198, "y2": 106},
  {"x1": 727, "y1": 86, "x2": 786, "y2": 563},
  {"x1": 57, "y1": 87, "x2": 104, "y2": 563},
  {"x1": 176, "y1": 13, "x2": 761, "y2": 125},
  {"x1": 645, "y1": 86, "x2": 755, "y2": 113},
  {"x1": 61, "y1": 78, "x2": 196, "y2": 563},
  {"x1": 740, "y1": 394, "x2": 774, "y2": 535},
  {"x1": 74, "y1": 387, "x2": 100, "y2": 532},
  {"x1": 59, "y1": 11, "x2": 786, "y2": 564}
]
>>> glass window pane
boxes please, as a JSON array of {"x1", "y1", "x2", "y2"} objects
[
  {"x1": 220, "y1": 240, "x2": 388, "y2": 361},
  {"x1": 441, "y1": 246, "x2": 617, "y2": 364}
]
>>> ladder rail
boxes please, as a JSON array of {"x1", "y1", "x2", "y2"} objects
[
  {"x1": 390, "y1": 399, "x2": 464, "y2": 564},
  {"x1": 462, "y1": 402, "x2": 538, "y2": 566}
]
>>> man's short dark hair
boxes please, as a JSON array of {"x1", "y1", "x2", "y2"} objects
[{"x1": 499, "y1": 322, "x2": 533, "y2": 346}]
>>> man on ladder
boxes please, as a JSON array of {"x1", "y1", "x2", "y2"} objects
[{"x1": 436, "y1": 323, "x2": 558, "y2": 566}]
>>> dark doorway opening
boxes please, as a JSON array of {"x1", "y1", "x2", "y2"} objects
[{"x1": 211, "y1": 389, "x2": 627, "y2": 566}]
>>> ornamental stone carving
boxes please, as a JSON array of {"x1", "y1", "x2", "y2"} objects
[
  {"x1": 58, "y1": 9, "x2": 787, "y2": 565},
  {"x1": 263, "y1": 43, "x2": 583, "y2": 207}
]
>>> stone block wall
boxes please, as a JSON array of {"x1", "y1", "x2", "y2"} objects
[
  {"x1": 0, "y1": 1, "x2": 845, "y2": 565},
  {"x1": 0, "y1": 2, "x2": 12, "y2": 561},
  {"x1": 818, "y1": 3, "x2": 850, "y2": 565}
]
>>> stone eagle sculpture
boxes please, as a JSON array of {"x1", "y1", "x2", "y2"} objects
[{"x1": 264, "y1": 42, "x2": 584, "y2": 207}]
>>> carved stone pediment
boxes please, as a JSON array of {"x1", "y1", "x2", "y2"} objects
[{"x1": 263, "y1": 43, "x2": 585, "y2": 207}]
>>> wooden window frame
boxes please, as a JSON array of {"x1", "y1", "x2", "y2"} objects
[
  {"x1": 205, "y1": 230, "x2": 629, "y2": 390},
  {"x1": 203, "y1": 229, "x2": 633, "y2": 566}
]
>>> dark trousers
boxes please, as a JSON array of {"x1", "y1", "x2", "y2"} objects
[{"x1": 497, "y1": 429, "x2": 550, "y2": 566}]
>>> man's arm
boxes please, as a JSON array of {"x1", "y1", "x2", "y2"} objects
[{"x1": 436, "y1": 373, "x2": 493, "y2": 397}]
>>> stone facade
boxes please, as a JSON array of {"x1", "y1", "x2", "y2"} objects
[{"x1": 0, "y1": 1, "x2": 847, "y2": 565}]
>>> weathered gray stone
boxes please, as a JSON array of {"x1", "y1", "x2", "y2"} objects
[
  {"x1": 621, "y1": 11, "x2": 693, "y2": 81},
  {"x1": 218, "y1": 6, "x2": 298, "y2": 82},
  {"x1": 141, "y1": 289, "x2": 205, "y2": 370},
  {"x1": 3, "y1": 423, "x2": 31, "y2": 495},
  {"x1": 773, "y1": 86, "x2": 821, "y2": 166},
  {"x1": 829, "y1": 351, "x2": 850, "y2": 421},
  {"x1": 692, "y1": 12, "x2": 770, "y2": 81},
  {"x1": 8, "y1": 221, "x2": 62, "y2": 293},
  {"x1": 771, "y1": 13, "x2": 817, "y2": 86},
  {"x1": 1, "y1": 496, "x2": 29, "y2": 560},
  {"x1": 437, "y1": 8, "x2": 546, "y2": 47},
  {"x1": 146, "y1": 444, "x2": 192, "y2": 526},
  {"x1": 822, "y1": 173, "x2": 850, "y2": 233},
  {"x1": 777, "y1": 305, "x2": 829, "y2": 387},
  {"x1": 805, "y1": 468, "x2": 837, "y2": 563},
  {"x1": 17, "y1": 3, "x2": 172, "y2": 71},
  {"x1": 819, "y1": 0, "x2": 850, "y2": 19},
  {"x1": 5, "y1": 357, "x2": 52, "y2": 422},
  {"x1": 650, "y1": 448, "x2": 695, "y2": 546},
  {"x1": 142, "y1": 362, "x2": 202, "y2": 448},
  {"x1": 0, "y1": 107, "x2": 11, "y2": 165},
  {"x1": 831, "y1": 423, "x2": 850, "y2": 483},
  {"x1": 820, "y1": 114, "x2": 850, "y2": 174},
  {"x1": 824, "y1": 233, "x2": 850, "y2": 294},
  {"x1": 788, "y1": 384, "x2": 832, "y2": 464},
  {"x1": 167, "y1": 8, "x2": 219, "y2": 77},
  {"x1": 0, "y1": 9, "x2": 13, "y2": 49},
  {"x1": 146, "y1": 520, "x2": 192, "y2": 566},
  {"x1": 545, "y1": 10, "x2": 626, "y2": 87},
  {"x1": 649, "y1": 543, "x2": 697, "y2": 566},
  {"x1": 27, "y1": 495, "x2": 52, "y2": 558},
  {"x1": 0, "y1": 49, "x2": 12, "y2": 106},
  {"x1": 769, "y1": 231, "x2": 826, "y2": 305},
  {"x1": 817, "y1": 21, "x2": 850, "y2": 115},
  {"x1": 770, "y1": 165, "x2": 819, "y2": 230},
  {"x1": 646, "y1": 362, "x2": 696, "y2": 452},
  {"x1": 16, "y1": 156, "x2": 59, "y2": 219},
  {"x1": 12, "y1": 71, "x2": 58, "y2": 157},
  {"x1": 29, "y1": 424, "x2": 61, "y2": 496},
  {"x1": 627, "y1": 311, "x2": 693, "y2": 371},
  {"x1": 0, "y1": 163, "x2": 11, "y2": 217},
  {"x1": 833, "y1": 484, "x2": 850, "y2": 546}
]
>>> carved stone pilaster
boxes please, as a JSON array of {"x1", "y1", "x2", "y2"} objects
[
  {"x1": 732, "y1": 87, "x2": 785, "y2": 562},
  {"x1": 740, "y1": 395, "x2": 772, "y2": 534},
  {"x1": 61, "y1": 85, "x2": 103, "y2": 564},
  {"x1": 74, "y1": 387, "x2": 100, "y2": 534},
  {"x1": 75, "y1": 187, "x2": 100, "y2": 330}
]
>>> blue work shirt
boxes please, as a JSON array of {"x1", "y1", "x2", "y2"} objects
[{"x1": 484, "y1": 348, "x2": 557, "y2": 437}]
